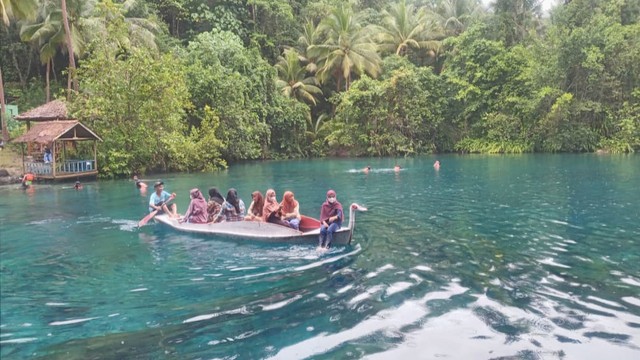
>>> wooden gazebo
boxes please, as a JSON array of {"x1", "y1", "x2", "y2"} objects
[{"x1": 11, "y1": 100, "x2": 102, "y2": 180}]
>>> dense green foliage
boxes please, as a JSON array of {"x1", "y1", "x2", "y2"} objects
[{"x1": 1, "y1": 0, "x2": 638, "y2": 176}]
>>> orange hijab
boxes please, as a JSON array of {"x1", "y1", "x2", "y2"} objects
[
  {"x1": 280, "y1": 191, "x2": 298, "y2": 215},
  {"x1": 262, "y1": 189, "x2": 280, "y2": 221}
]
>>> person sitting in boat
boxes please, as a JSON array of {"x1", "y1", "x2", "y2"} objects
[
  {"x1": 262, "y1": 189, "x2": 289, "y2": 227},
  {"x1": 180, "y1": 188, "x2": 208, "y2": 224},
  {"x1": 318, "y1": 190, "x2": 343, "y2": 249},
  {"x1": 280, "y1": 191, "x2": 301, "y2": 230},
  {"x1": 21, "y1": 172, "x2": 35, "y2": 188},
  {"x1": 214, "y1": 188, "x2": 245, "y2": 222},
  {"x1": 149, "y1": 181, "x2": 178, "y2": 218},
  {"x1": 207, "y1": 187, "x2": 225, "y2": 223},
  {"x1": 245, "y1": 190, "x2": 264, "y2": 221}
]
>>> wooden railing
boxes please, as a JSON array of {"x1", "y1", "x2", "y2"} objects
[
  {"x1": 24, "y1": 159, "x2": 96, "y2": 175},
  {"x1": 25, "y1": 162, "x2": 52, "y2": 175},
  {"x1": 60, "y1": 160, "x2": 96, "y2": 172}
]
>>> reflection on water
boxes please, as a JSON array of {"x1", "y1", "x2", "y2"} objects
[{"x1": 1, "y1": 155, "x2": 639, "y2": 359}]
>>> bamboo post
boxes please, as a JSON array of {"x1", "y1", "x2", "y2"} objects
[{"x1": 52, "y1": 141, "x2": 57, "y2": 178}]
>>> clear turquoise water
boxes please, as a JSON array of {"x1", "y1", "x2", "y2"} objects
[{"x1": 1, "y1": 155, "x2": 639, "y2": 359}]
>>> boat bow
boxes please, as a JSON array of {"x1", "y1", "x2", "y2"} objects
[{"x1": 346, "y1": 203, "x2": 368, "y2": 244}]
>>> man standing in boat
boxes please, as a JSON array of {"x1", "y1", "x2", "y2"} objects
[{"x1": 149, "y1": 181, "x2": 178, "y2": 218}]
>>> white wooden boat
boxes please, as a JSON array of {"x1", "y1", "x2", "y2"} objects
[{"x1": 154, "y1": 203, "x2": 367, "y2": 245}]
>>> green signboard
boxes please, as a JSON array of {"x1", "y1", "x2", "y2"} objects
[{"x1": 4, "y1": 104, "x2": 21, "y2": 133}]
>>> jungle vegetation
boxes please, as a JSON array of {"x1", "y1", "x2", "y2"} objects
[{"x1": 1, "y1": 0, "x2": 638, "y2": 177}]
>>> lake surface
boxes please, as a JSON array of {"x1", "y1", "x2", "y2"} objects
[{"x1": 1, "y1": 155, "x2": 639, "y2": 359}]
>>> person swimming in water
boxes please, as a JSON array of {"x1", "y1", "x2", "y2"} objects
[
  {"x1": 133, "y1": 175, "x2": 148, "y2": 192},
  {"x1": 21, "y1": 172, "x2": 35, "y2": 188},
  {"x1": 433, "y1": 160, "x2": 440, "y2": 170}
]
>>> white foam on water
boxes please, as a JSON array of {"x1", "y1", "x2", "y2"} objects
[
  {"x1": 620, "y1": 277, "x2": 640, "y2": 287},
  {"x1": 0, "y1": 337, "x2": 38, "y2": 344},
  {"x1": 537, "y1": 257, "x2": 571, "y2": 269},
  {"x1": 261, "y1": 295, "x2": 303, "y2": 311},
  {"x1": 49, "y1": 317, "x2": 99, "y2": 326},
  {"x1": 45, "y1": 302, "x2": 68, "y2": 306},
  {"x1": 385, "y1": 281, "x2": 413, "y2": 296},
  {"x1": 621, "y1": 296, "x2": 640, "y2": 307}
]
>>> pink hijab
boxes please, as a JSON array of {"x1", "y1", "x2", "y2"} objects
[
  {"x1": 320, "y1": 189, "x2": 343, "y2": 222},
  {"x1": 183, "y1": 188, "x2": 208, "y2": 223},
  {"x1": 262, "y1": 189, "x2": 280, "y2": 221}
]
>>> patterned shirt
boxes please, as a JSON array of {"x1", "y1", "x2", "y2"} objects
[{"x1": 216, "y1": 200, "x2": 246, "y2": 222}]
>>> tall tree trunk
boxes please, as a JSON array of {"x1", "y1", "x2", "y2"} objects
[
  {"x1": 0, "y1": 66, "x2": 8, "y2": 143},
  {"x1": 60, "y1": 0, "x2": 78, "y2": 99},
  {"x1": 46, "y1": 60, "x2": 50, "y2": 102}
]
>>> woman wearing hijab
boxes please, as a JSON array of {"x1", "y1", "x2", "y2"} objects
[
  {"x1": 318, "y1": 189, "x2": 343, "y2": 249},
  {"x1": 207, "y1": 187, "x2": 225, "y2": 223},
  {"x1": 180, "y1": 188, "x2": 208, "y2": 224},
  {"x1": 262, "y1": 189, "x2": 289, "y2": 226},
  {"x1": 215, "y1": 188, "x2": 246, "y2": 222},
  {"x1": 245, "y1": 190, "x2": 264, "y2": 221},
  {"x1": 280, "y1": 191, "x2": 301, "y2": 230}
]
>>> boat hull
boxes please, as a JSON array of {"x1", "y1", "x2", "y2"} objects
[{"x1": 154, "y1": 215, "x2": 355, "y2": 245}]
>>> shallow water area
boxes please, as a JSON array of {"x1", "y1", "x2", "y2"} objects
[{"x1": 1, "y1": 155, "x2": 639, "y2": 359}]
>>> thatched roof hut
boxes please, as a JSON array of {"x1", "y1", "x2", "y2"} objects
[
  {"x1": 15, "y1": 99, "x2": 70, "y2": 122},
  {"x1": 12, "y1": 121, "x2": 102, "y2": 144},
  {"x1": 11, "y1": 101, "x2": 102, "y2": 180}
]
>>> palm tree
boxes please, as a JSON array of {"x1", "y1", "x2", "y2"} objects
[
  {"x1": 0, "y1": 0, "x2": 36, "y2": 26},
  {"x1": 82, "y1": 0, "x2": 161, "y2": 54},
  {"x1": 431, "y1": 0, "x2": 484, "y2": 37},
  {"x1": 491, "y1": 0, "x2": 541, "y2": 46},
  {"x1": 60, "y1": 0, "x2": 78, "y2": 98},
  {"x1": 21, "y1": 5, "x2": 73, "y2": 102},
  {"x1": 309, "y1": 4, "x2": 381, "y2": 91},
  {"x1": 297, "y1": 19, "x2": 322, "y2": 74},
  {"x1": 275, "y1": 49, "x2": 323, "y2": 106},
  {"x1": 1, "y1": 0, "x2": 37, "y2": 142},
  {"x1": 375, "y1": 0, "x2": 440, "y2": 56}
]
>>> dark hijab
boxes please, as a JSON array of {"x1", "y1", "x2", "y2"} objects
[
  {"x1": 208, "y1": 187, "x2": 225, "y2": 204},
  {"x1": 226, "y1": 188, "x2": 241, "y2": 213}
]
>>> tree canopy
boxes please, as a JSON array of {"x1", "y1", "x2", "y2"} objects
[{"x1": 1, "y1": 0, "x2": 638, "y2": 177}]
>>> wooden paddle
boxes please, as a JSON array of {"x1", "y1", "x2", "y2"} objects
[{"x1": 138, "y1": 195, "x2": 175, "y2": 228}]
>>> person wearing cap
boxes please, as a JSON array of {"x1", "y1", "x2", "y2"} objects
[
  {"x1": 73, "y1": 181, "x2": 83, "y2": 190},
  {"x1": 149, "y1": 181, "x2": 178, "y2": 218},
  {"x1": 318, "y1": 189, "x2": 343, "y2": 249}
]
